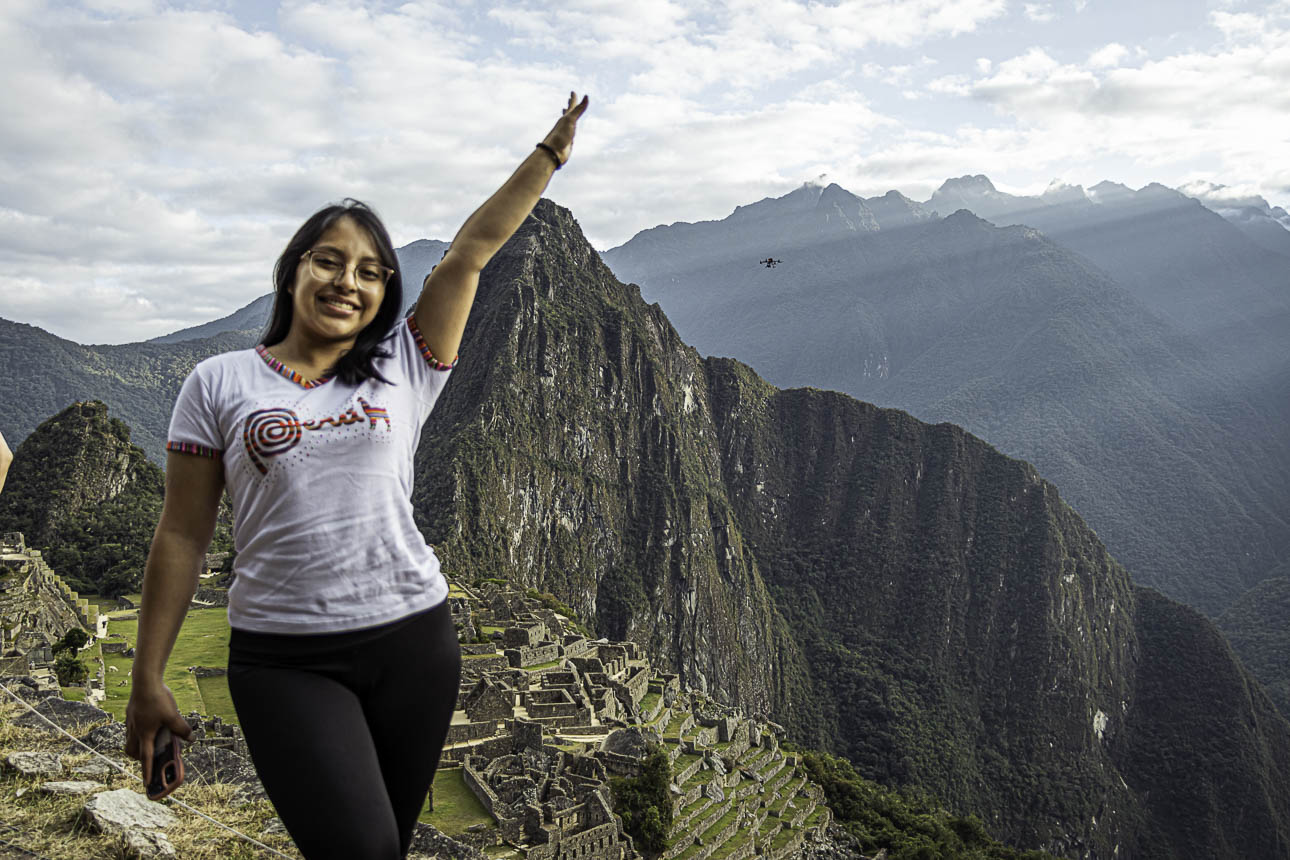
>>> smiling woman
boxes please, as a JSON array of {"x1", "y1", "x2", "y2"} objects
[{"x1": 125, "y1": 92, "x2": 590, "y2": 860}]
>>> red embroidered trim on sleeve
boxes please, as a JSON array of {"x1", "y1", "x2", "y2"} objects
[{"x1": 406, "y1": 316, "x2": 458, "y2": 371}]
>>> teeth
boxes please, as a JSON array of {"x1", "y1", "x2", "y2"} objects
[{"x1": 322, "y1": 298, "x2": 358, "y2": 311}]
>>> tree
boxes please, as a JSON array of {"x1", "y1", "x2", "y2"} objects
[
  {"x1": 51, "y1": 628, "x2": 89, "y2": 655},
  {"x1": 611, "y1": 746, "x2": 673, "y2": 854},
  {"x1": 55, "y1": 652, "x2": 88, "y2": 686}
]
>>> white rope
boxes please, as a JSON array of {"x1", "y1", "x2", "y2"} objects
[{"x1": 0, "y1": 683, "x2": 295, "y2": 859}]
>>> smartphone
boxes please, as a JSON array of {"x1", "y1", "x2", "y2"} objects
[{"x1": 146, "y1": 726, "x2": 184, "y2": 801}]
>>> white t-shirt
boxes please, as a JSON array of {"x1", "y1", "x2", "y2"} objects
[{"x1": 166, "y1": 315, "x2": 455, "y2": 634}]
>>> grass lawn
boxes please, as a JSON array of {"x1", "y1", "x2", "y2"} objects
[
  {"x1": 523, "y1": 660, "x2": 562, "y2": 672},
  {"x1": 101, "y1": 608, "x2": 232, "y2": 723},
  {"x1": 419, "y1": 767, "x2": 495, "y2": 835},
  {"x1": 59, "y1": 687, "x2": 86, "y2": 702}
]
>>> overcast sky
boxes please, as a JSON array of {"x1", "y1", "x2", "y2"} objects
[{"x1": 3, "y1": 0, "x2": 1288, "y2": 344}]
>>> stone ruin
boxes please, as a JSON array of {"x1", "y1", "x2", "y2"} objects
[
  {"x1": 440, "y1": 582, "x2": 832, "y2": 859},
  {"x1": 0, "y1": 533, "x2": 106, "y2": 702}
]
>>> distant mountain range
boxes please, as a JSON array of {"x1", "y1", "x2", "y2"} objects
[{"x1": 601, "y1": 177, "x2": 1290, "y2": 621}]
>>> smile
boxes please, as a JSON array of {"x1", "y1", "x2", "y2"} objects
[{"x1": 319, "y1": 296, "x2": 361, "y2": 313}]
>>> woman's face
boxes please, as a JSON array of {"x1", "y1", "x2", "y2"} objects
[{"x1": 289, "y1": 215, "x2": 387, "y2": 350}]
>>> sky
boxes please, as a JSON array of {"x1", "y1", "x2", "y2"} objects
[{"x1": 2, "y1": 0, "x2": 1289, "y2": 344}]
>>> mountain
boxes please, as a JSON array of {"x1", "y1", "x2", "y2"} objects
[
  {"x1": 924, "y1": 177, "x2": 1290, "y2": 396},
  {"x1": 599, "y1": 182, "x2": 1290, "y2": 618},
  {"x1": 0, "y1": 401, "x2": 166, "y2": 595},
  {"x1": 4, "y1": 200, "x2": 1290, "y2": 855},
  {"x1": 0, "y1": 238, "x2": 452, "y2": 459},
  {"x1": 1217, "y1": 575, "x2": 1290, "y2": 719},
  {"x1": 147, "y1": 293, "x2": 274, "y2": 344},
  {"x1": 1178, "y1": 180, "x2": 1290, "y2": 260},
  {"x1": 147, "y1": 238, "x2": 452, "y2": 345},
  {"x1": 408, "y1": 199, "x2": 1290, "y2": 857}
]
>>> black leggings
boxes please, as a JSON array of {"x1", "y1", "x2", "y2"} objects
[{"x1": 227, "y1": 600, "x2": 461, "y2": 860}]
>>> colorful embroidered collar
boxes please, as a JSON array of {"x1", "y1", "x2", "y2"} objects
[{"x1": 254, "y1": 344, "x2": 334, "y2": 389}]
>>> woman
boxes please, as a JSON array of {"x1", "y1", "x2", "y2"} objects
[{"x1": 126, "y1": 92, "x2": 589, "y2": 859}]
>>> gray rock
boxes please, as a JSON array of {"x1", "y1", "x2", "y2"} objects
[
  {"x1": 710, "y1": 756, "x2": 727, "y2": 775},
  {"x1": 83, "y1": 788, "x2": 177, "y2": 833},
  {"x1": 704, "y1": 780, "x2": 725, "y2": 803},
  {"x1": 120, "y1": 829, "x2": 177, "y2": 859},
  {"x1": 71, "y1": 759, "x2": 116, "y2": 778},
  {"x1": 600, "y1": 727, "x2": 650, "y2": 758},
  {"x1": 262, "y1": 817, "x2": 287, "y2": 835},
  {"x1": 5, "y1": 751, "x2": 63, "y2": 777},
  {"x1": 39, "y1": 780, "x2": 104, "y2": 796},
  {"x1": 408, "y1": 822, "x2": 487, "y2": 860},
  {"x1": 80, "y1": 721, "x2": 128, "y2": 752},
  {"x1": 13, "y1": 697, "x2": 110, "y2": 732},
  {"x1": 180, "y1": 744, "x2": 265, "y2": 797}
]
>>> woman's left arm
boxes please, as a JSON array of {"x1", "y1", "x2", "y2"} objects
[{"x1": 414, "y1": 92, "x2": 590, "y2": 363}]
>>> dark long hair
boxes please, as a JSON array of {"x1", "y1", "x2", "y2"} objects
[{"x1": 262, "y1": 199, "x2": 404, "y2": 386}]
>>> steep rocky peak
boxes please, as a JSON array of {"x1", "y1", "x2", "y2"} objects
[
  {"x1": 863, "y1": 189, "x2": 936, "y2": 229},
  {"x1": 1088, "y1": 180, "x2": 1134, "y2": 202},
  {"x1": 935, "y1": 174, "x2": 999, "y2": 195},
  {"x1": 1041, "y1": 180, "x2": 1088, "y2": 204},
  {"x1": 727, "y1": 182, "x2": 826, "y2": 223},
  {"x1": 0, "y1": 401, "x2": 162, "y2": 546}
]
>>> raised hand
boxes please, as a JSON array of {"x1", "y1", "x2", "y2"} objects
[{"x1": 541, "y1": 91, "x2": 590, "y2": 166}]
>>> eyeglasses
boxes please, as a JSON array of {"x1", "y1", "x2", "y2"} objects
[{"x1": 303, "y1": 249, "x2": 392, "y2": 292}]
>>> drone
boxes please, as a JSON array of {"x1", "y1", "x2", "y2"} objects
[{"x1": 759, "y1": 257, "x2": 782, "y2": 268}]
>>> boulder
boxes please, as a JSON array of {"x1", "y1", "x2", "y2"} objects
[
  {"x1": 39, "y1": 780, "x2": 104, "y2": 796},
  {"x1": 600, "y1": 727, "x2": 650, "y2": 759},
  {"x1": 80, "y1": 721, "x2": 128, "y2": 752},
  {"x1": 704, "y1": 780, "x2": 725, "y2": 803},
  {"x1": 5, "y1": 751, "x2": 63, "y2": 777},
  {"x1": 83, "y1": 788, "x2": 176, "y2": 834},
  {"x1": 13, "y1": 697, "x2": 110, "y2": 732},
  {"x1": 120, "y1": 829, "x2": 177, "y2": 859}
]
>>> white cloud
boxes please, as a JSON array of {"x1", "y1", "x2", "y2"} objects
[
  {"x1": 1088, "y1": 42, "x2": 1129, "y2": 68},
  {"x1": 2, "y1": 0, "x2": 1288, "y2": 343},
  {"x1": 1024, "y1": 3, "x2": 1055, "y2": 23}
]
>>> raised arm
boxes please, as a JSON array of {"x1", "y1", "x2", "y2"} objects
[
  {"x1": 125, "y1": 452, "x2": 224, "y2": 778},
  {"x1": 0, "y1": 431, "x2": 11, "y2": 496},
  {"x1": 414, "y1": 92, "x2": 590, "y2": 363}
]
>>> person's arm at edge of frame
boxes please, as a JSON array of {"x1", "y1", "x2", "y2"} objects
[
  {"x1": 125, "y1": 452, "x2": 223, "y2": 781},
  {"x1": 413, "y1": 91, "x2": 590, "y2": 363},
  {"x1": 0, "y1": 431, "x2": 11, "y2": 496}
]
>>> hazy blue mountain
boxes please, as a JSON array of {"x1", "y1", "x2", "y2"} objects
[
  {"x1": 1180, "y1": 180, "x2": 1290, "y2": 260},
  {"x1": 146, "y1": 238, "x2": 451, "y2": 345},
  {"x1": 600, "y1": 184, "x2": 1290, "y2": 618}
]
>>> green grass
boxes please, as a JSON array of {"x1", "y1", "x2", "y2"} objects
[
  {"x1": 523, "y1": 659, "x2": 562, "y2": 671},
  {"x1": 101, "y1": 608, "x2": 231, "y2": 722},
  {"x1": 419, "y1": 767, "x2": 495, "y2": 835},
  {"x1": 59, "y1": 687, "x2": 86, "y2": 702},
  {"x1": 639, "y1": 691, "x2": 661, "y2": 713},
  {"x1": 195, "y1": 674, "x2": 238, "y2": 724}
]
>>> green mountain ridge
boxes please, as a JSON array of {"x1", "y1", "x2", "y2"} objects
[
  {"x1": 407, "y1": 200, "x2": 1290, "y2": 857},
  {"x1": 0, "y1": 401, "x2": 166, "y2": 595}
]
